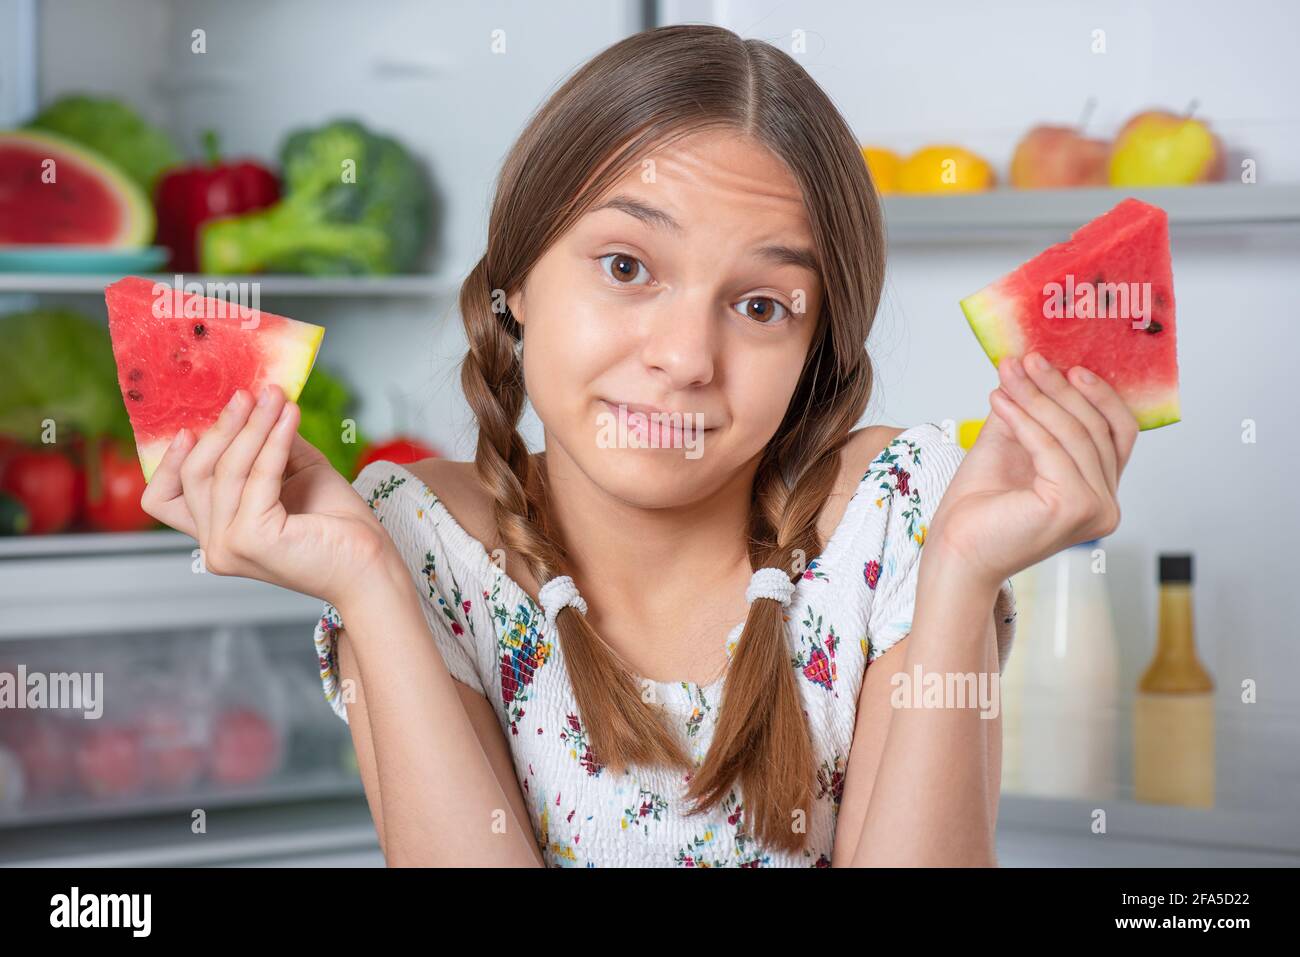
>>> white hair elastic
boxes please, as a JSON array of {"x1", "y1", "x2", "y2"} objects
[
  {"x1": 538, "y1": 574, "x2": 588, "y2": 632},
  {"x1": 745, "y1": 567, "x2": 796, "y2": 607}
]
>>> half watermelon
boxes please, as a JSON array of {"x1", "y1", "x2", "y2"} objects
[
  {"x1": 960, "y1": 198, "x2": 1179, "y2": 430},
  {"x1": 104, "y1": 277, "x2": 324, "y2": 481},
  {"x1": 0, "y1": 130, "x2": 154, "y2": 247}
]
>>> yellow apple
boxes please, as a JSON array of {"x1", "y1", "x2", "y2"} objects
[{"x1": 1109, "y1": 110, "x2": 1224, "y2": 186}]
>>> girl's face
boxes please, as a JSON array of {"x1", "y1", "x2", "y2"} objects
[{"x1": 509, "y1": 128, "x2": 823, "y2": 507}]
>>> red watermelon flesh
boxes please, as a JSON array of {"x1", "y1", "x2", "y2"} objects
[
  {"x1": 960, "y1": 198, "x2": 1179, "y2": 430},
  {"x1": 0, "y1": 130, "x2": 153, "y2": 247},
  {"x1": 104, "y1": 276, "x2": 324, "y2": 481}
]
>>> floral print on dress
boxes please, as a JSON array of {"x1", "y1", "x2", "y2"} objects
[
  {"x1": 539, "y1": 793, "x2": 591, "y2": 868},
  {"x1": 864, "y1": 558, "x2": 880, "y2": 590},
  {"x1": 674, "y1": 790, "x2": 769, "y2": 868},
  {"x1": 496, "y1": 602, "x2": 552, "y2": 735},
  {"x1": 816, "y1": 754, "x2": 847, "y2": 809},
  {"x1": 682, "y1": 683, "x2": 713, "y2": 740},
  {"x1": 560, "y1": 712, "x2": 604, "y2": 777},
  {"x1": 621, "y1": 787, "x2": 670, "y2": 835},
  {"x1": 308, "y1": 426, "x2": 1016, "y2": 867},
  {"x1": 865, "y1": 438, "x2": 928, "y2": 544},
  {"x1": 366, "y1": 474, "x2": 406, "y2": 512},
  {"x1": 800, "y1": 557, "x2": 829, "y2": 583},
  {"x1": 793, "y1": 611, "x2": 839, "y2": 693}
]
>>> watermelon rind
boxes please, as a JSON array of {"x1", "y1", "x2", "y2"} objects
[
  {"x1": 0, "y1": 129, "x2": 154, "y2": 248},
  {"x1": 960, "y1": 284, "x2": 1180, "y2": 432},
  {"x1": 960, "y1": 285, "x2": 1025, "y2": 368}
]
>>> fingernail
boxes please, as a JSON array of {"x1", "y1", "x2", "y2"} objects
[
  {"x1": 1028, "y1": 352, "x2": 1048, "y2": 372},
  {"x1": 257, "y1": 385, "x2": 271, "y2": 406},
  {"x1": 1009, "y1": 357, "x2": 1026, "y2": 378},
  {"x1": 227, "y1": 390, "x2": 244, "y2": 409},
  {"x1": 170, "y1": 429, "x2": 186, "y2": 449},
  {"x1": 1075, "y1": 367, "x2": 1096, "y2": 384}
]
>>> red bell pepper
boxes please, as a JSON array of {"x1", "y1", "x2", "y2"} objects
[{"x1": 154, "y1": 131, "x2": 280, "y2": 273}]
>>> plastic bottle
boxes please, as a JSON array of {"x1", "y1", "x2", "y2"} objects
[{"x1": 1014, "y1": 538, "x2": 1120, "y2": 799}]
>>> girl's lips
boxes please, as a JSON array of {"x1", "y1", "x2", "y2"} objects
[{"x1": 600, "y1": 399, "x2": 713, "y2": 446}]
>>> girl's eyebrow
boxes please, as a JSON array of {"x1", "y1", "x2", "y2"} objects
[
  {"x1": 591, "y1": 194, "x2": 819, "y2": 274},
  {"x1": 592, "y1": 195, "x2": 682, "y2": 233}
]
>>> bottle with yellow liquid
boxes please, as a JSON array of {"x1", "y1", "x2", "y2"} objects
[{"x1": 1133, "y1": 553, "x2": 1215, "y2": 808}]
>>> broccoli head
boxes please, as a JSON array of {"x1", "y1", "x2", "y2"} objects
[{"x1": 200, "y1": 119, "x2": 432, "y2": 275}]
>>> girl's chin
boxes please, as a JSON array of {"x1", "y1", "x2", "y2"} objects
[{"x1": 574, "y1": 446, "x2": 722, "y2": 507}]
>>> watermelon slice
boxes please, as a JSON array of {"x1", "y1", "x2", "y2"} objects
[
  {"x1": 960, "y1": 198, "x2": 1179, "y2": 430},
  {"x1": 0, "y1": 130, "x2": 154, "y2": 247},
  {"x1": 104, "y1": 276, "x2": 324, "y2": 481}
]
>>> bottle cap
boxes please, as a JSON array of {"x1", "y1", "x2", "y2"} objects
[{"x1": 1159, "y1": 553, "x2": 1193, "y2": 584}]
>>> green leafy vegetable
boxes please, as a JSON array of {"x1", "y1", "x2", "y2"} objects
[
  {"x1": 0, "y1": 308, "x2": 133, "y2": 444},
  {"x1": 295, "y1": 365, "x2": 367, "y2": 477},
  {"x1": 200, "y1": 119, "x2": 432, "y2": 275},
  {"x1": 26, "y1": 95, "x2": 182, "y2": 191}
]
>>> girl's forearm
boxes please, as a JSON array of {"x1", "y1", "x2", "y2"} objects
[
  {"x1": 337, "y1": 556, "x2": 543, "y2": 867},
  {"x1": 849, "y1": 547, "x2": 1002, "y2": 867}
]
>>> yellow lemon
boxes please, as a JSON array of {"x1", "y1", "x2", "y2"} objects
[
  {"x1": 861, "y1": 146, "x2": 902, "y2": 194},
  {"x1": 899, "y1": 145, "x2": 996, "y2": 194}
]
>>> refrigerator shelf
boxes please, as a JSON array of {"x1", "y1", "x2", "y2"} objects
[
  {"x1": 883, "y1": 182, "x2": 1300, "y2": 243},
  {"x1": 0, "y1": 271, "x2": 464, "y2": 298},
  {"x1": 0, "y1": 532, "x2": 321, "y2": 638}
]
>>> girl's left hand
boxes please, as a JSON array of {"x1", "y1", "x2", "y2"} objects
[{"x1": 927, "y1": 352, "x2": 1140, "y2": 590}]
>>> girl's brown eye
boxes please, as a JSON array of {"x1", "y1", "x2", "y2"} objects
[
  {"x1": 734, "y1": 296, "x2": 789, "y2": 324},
  {"x1": 599, "y1": 253, "x2": 650, "y2": 286}
]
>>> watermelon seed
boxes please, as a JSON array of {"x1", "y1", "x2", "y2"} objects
[
  {"x1": 127, "y1": 368, "x2": 143, "y2": 382},
  {"x1": 1155, "y1": 293, "x2": 1167, "y2": 307},
  {"x1": 126, "y1": 389, "x2": 143, "y2": 402},
  {"x1": 193, "y1": 323, "x2": 206, "y2": 337},
  {"x1": 1144, "y1": 320, "x2": 1164, "y2": 335}
]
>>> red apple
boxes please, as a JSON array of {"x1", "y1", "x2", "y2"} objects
[{"x1": 1011, "y1": 125, "x2": 1110, "y2": 189}]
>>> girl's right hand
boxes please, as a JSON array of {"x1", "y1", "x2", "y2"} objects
[{"x1": 141, "y1": 383, "x2": 394, "y2": 608}]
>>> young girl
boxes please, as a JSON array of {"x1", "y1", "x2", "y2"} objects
[{"x1": 141, "y1": 24, "x2": 1136, "y2": 867}]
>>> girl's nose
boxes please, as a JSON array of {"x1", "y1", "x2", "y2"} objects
[{"x1": 637, "y1": 291, "x2": 717, "y2": 389}]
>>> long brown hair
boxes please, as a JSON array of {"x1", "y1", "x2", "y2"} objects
[{"x1": 458, "y1": 24, "x2": 885, "y2": 853}]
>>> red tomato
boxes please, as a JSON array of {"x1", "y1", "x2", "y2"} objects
[
  {"x1": 0, "y1": 435, "x2": 20, "y2": 474},
  {"x1": 83, "y1": 438, "x2": 154, "y2": 533},
  {"x1": 354, "y1": 436, "x2": 440, "y2": 478},
  {"x1": 0, "y1": 448, "x2": 79, "y2": 534},
  {"x1": 212, "y1": 708, "x2": 281, "y2": 786},
  {"x1": 74, "y1": 726, "x2": 145, "y2": 798}
]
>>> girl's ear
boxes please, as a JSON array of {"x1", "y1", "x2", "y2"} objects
[{"x1": 507, "y1": 288, "x2": 524, "y2": 325}]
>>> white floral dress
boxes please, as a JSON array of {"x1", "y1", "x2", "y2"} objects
[{"x1": 312, "y1": 422, "x2": 1017, "y2": 867}]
